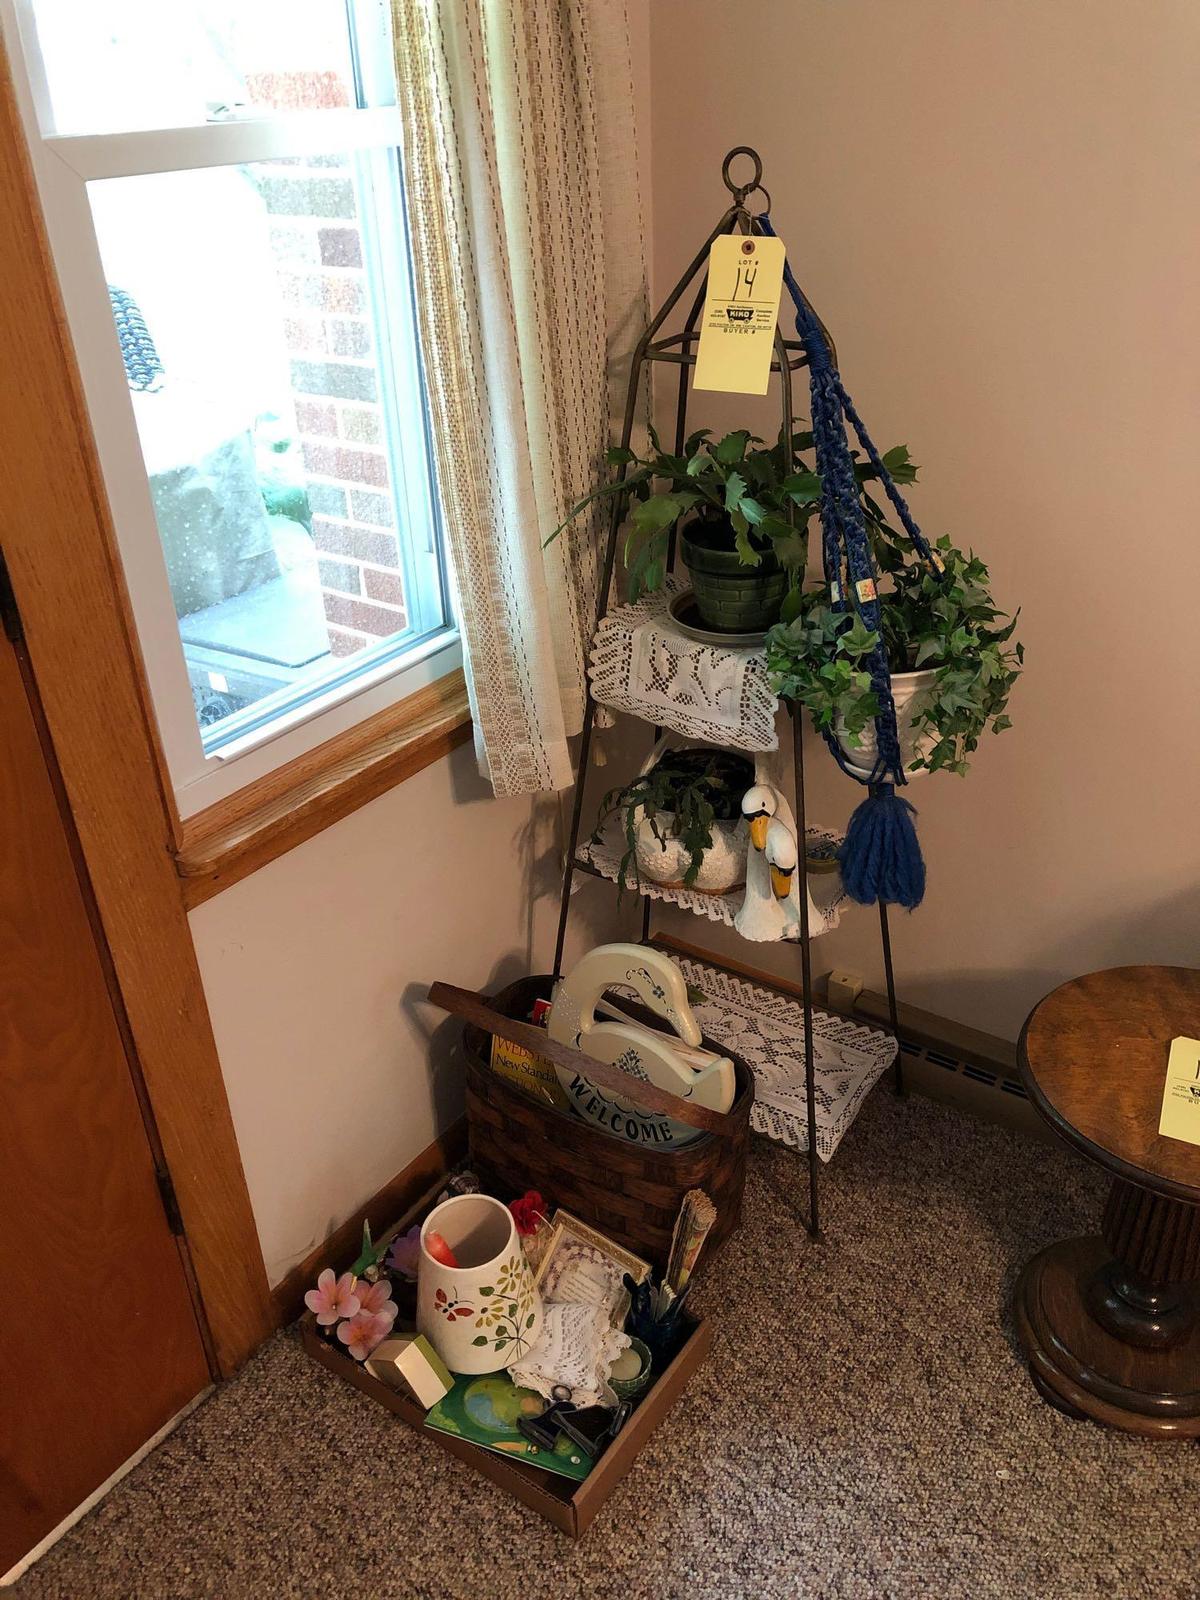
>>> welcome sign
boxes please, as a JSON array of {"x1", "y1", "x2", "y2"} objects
[{"x1": 565, "y1": 1067, "x2": 677, "y2": 1147}]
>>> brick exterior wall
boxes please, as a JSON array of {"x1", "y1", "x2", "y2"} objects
[{"x1": 249, "y1": 72, "x2": 409, "y2": 659}]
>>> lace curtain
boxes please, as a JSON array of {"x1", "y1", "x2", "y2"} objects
[{"x1": 391, "y1": 0, "x2": 648, "y2": 796}]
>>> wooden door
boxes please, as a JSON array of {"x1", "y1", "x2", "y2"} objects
[{"x1": 0, "y1": 615, "x2": 211, "y2": 1574}]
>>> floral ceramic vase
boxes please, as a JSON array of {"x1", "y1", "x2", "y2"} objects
[{"x1": 416, "y1": 1194, "x2": 544, "y2": 1375}]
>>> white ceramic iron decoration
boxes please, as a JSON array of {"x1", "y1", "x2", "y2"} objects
[{"x1": 547, "y1": 943, "x2": 736, "y2": 1149}]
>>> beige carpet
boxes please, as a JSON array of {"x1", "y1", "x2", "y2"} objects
[{"x1": 17, "y1": 1090, "x2": 1198, "y2": 1600}]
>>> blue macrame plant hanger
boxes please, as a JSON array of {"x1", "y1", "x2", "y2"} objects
[{"x1": 758, "y1": 215, "x2": 944, "y2": 911}]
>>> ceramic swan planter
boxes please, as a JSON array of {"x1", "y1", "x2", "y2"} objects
[
  {"x1": 634, "y1": 813, "x2": 747, "y2": 894},
  {"x1": 548, "y1": 943, "x2": 736, "y2": 1148},
  {"x1": 630, "y1": 737, "x2": 749, "y2": 895}
]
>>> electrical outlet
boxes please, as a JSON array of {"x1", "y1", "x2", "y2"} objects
[{"x1": 827, "y1": 969, "x2": 864, "y2": 1011}]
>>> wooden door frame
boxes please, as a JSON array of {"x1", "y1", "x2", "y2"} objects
[{"x1": 0, "y1": 57, "x2": 274, "y2": 1375}]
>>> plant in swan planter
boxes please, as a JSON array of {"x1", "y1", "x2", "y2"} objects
[
  {"x1": 592, "y1": 746, "x2": 755, "y2": 894},
  {"x1": 765, "y1": 532, "x2": 1022, "y2": 779}
]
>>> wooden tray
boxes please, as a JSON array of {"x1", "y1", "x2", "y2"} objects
[{"x1": 301, "y1": 1312, "x2": 711, "y2": 1538}]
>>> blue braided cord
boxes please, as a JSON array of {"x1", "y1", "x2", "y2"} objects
[
  {"x1": 838, "y1": 386, "x2": 936, "y2": 566},
  {"x1": 820, "y1": 725, "x2": 892, "y2": 786},
  {"x1": 758, "y1": 215, "x2": 905, "y2": 786}
]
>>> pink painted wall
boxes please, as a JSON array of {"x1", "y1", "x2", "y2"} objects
[{"x1": 645, "y1": 0, "x2": 1200, "y2": 1037}]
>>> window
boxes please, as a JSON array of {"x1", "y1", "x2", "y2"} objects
[{"x1": 4, "y1": 0, "x2": 457, "y2": 815}]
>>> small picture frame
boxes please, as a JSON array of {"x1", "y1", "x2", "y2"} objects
[{"x1": 534, "y1": 1210, "x2": 652, "y2": 1325}]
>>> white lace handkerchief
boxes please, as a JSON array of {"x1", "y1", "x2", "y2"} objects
[{"x1": 508, "y1": 1303, "x2": 630, "y2": 1409}]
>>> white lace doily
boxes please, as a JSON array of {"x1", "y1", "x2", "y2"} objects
[
  {"x1": 673, "y1": 956, "x2": 897, "y2": 1163},
  {"x1": 588, "y1": 578, "x2": 780, "y2": 752},
  {"x1": 578, "y1": 817, "x2": 847, "y2": 940},
  {"x1": 509, "y1": 1302, "x2": 629, "y2": 1409}
]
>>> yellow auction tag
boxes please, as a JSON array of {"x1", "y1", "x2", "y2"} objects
[
  {"x1": 1159, "y1": 1035, "x2": 1200, "y2": 1147},
  {"x1": 692, "y1": 234, "x2": 785, "y2": 395}
]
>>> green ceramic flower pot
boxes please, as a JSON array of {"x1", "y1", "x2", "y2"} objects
[{"x1": 679, "y1": 515, "x2": 786, "y2": 634}]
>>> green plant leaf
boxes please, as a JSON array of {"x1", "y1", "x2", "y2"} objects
[
  {"x1": 733, "y1": 524, "x2": 759, "y2": 565},
  {"x1": 626, "y1": 530, "x2": 669, "y2": 600},
  {"x1": 632, "y1": 493, "x2": 685, "y2": 534},
  {"x1": 471, "y1": 1336, "x2": 489, "y2": 1347},
  {"x1": 542, "y1": 465, "x2": 653, "y2": 547},
  {"x1": 779, "y1": 585, "x2": 806, "y2": 624},
  {"x1": 714, "y1": 429, "x2": 750, "y2": 463},
  {"x1": 783, "y1": 471, "x2": 822, "y2": 504},
  {"x1": 839, "y1": 617, "x2": 879, "y2": 657},
  {"x1": 914, "y1": 637, "x2": 944, "y2": 667},
  {"x1": 881, "y1": 444, "x2": 918, "y2": 484},
  {"x1": 349, "y1": 1220, "x2": 385, "y2": 1276}
]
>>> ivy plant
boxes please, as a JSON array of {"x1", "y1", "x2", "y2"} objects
[
  {"x1": 765, "y1": 535, "x2": 1022, "y2": 776},
  {"x1": 547, "y1": 426, "x2": 915, "y2": 601},
  {"x1": 592, "y1": 747, "x2": 754, "y2": 891}
]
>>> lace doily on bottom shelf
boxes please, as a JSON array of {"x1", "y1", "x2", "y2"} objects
[
  {"x1": 578, "y1": 819, "x2": 847, "y2": 939},
  {"x1": 588, "y1": 578, "x2": 780, "y2": 753},
  {"x1": 675, "y1": 956, "x2": 896, "y2": 1162}
]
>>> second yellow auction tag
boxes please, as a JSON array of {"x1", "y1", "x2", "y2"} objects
[
  {"x1": 693, "y1": 234, "x2": 785, "y2": 395},
  {"x1": 1159, "y1": 1035, "x2": 1200, "y2": 1147}
]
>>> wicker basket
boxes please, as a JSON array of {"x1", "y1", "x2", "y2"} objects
[{"x1": 430, "y1": 974, "x2": 753, "y2": 1273}]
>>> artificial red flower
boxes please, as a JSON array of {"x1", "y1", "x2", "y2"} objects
[{"x1": 509, "y1": 1191, "x2": 546, "y2": 1236}]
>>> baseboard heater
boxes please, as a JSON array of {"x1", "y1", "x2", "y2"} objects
[
  {"x1": 651, "y1": 933, "x2": 1049, "y2": 1143},
  {"x1": 850, "y1": 988, "x2": 1049, "y2": 1143}
]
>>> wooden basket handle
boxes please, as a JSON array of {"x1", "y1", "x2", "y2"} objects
[{"x1": 428, "y1": 981, "x2": 743, "y2": 1137}]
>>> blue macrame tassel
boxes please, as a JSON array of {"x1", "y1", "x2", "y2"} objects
[
  {"x1": 838, "y1": 785, "x2": 926, "y2": 910},
  {"x1": 760, "y1": 213, "x2": 936, "y2": 911}
]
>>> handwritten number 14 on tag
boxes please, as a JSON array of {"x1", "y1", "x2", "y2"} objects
[{"x1": 693, "y1": 234, "x2": 786, "y2": 396}]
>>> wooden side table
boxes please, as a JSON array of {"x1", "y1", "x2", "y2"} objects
[{"x1": 1014, "y1": 966, "x2": 1200, "y2": 1437}]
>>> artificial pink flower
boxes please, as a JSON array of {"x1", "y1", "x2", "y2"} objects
[
  {"x1": 509, "y1": 1191, "x2": 546, "y2": 1237},
  {"x1": 304, "y1": 1268, "x2": 360, "y2": 1327},
  {"x1": 386, "y1": 1224, "x2": 422, "y2": 1280},
  {"x1": 356, "y1": 1277, "x2": 398, "y2": 1325},
  {"x1": 337, "y1": 1310, "x2": 393, "y2": 1361}
]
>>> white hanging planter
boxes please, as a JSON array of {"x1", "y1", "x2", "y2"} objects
[{"x1": 835, "y1": 667, "x2": 939, "y2": 781}]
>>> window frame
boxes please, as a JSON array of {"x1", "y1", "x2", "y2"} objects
[{"x1": 3, "y1": 0, "x2": 461, "y2": 822}]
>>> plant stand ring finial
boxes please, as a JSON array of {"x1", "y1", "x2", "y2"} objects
[{"x1": 720, "y1": 146, "x2": 771, "y2": 218}]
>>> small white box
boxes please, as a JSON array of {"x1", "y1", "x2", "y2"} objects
[{"x1": 364, "y1": 1334, "x2": 454, "y2": 1409}]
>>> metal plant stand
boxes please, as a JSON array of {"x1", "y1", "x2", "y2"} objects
[{"x1": 551, "y1": 149, "x2": 902, "y2": 1240}]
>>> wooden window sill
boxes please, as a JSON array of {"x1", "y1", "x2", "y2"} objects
[{"x1": 175, "y1": 669, "x2": 472, "y2": 907}]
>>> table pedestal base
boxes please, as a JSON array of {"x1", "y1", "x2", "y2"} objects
[{"x1": 1015, "y1": 1223, "x2": 1200, "y2": 1437}]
